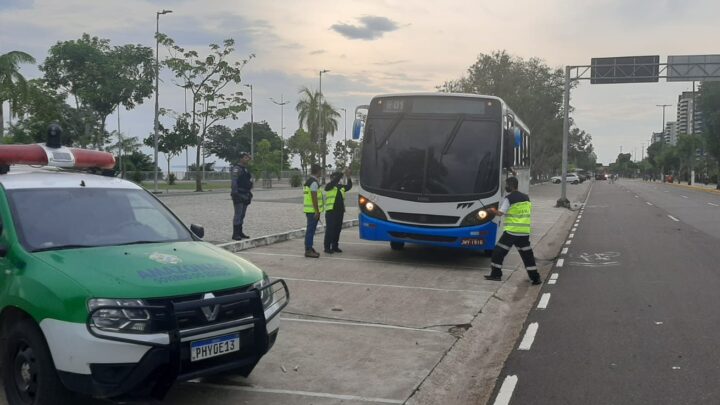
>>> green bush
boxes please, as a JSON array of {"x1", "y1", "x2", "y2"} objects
[
  {"x1": 290, "y1": 173, "x2": 303, "y2": 187},
  {"x1": 168, "y1": 173, "x2": 177, "y2": 185},
  {"x1": 131, "y1": 171, "x2": 144, "y2": 184}
]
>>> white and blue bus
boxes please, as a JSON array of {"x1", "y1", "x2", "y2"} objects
[{"x1": 353, "y1": 93, "x2": 531, "y2": 253}]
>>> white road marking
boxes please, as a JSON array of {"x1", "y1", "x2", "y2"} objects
[
  {"x1": 566, "y1": 240, "x2": 572, "y2": 245},
  {"x1": 561, "y1": 248, "x2": 569, "y2": 255},
  {"x1": 281, "y1": 317, "x2": 441, "y2": 333},
  {"x1": 518, "y1": 323, "x2": 539, "y2": 350},
  {"x1": 278, "y1": 277, "x2": 482, "y2": 293},
  {"x1": 634, "y1": 195, "x2": 639, "y2": 198},
  {"x1": 668, "y1": 215, "x2": 680, "y2": 222},
  {"x1": 681, "y1": 195, "x2": 688, "y2": 199},
  {"x1": 493, "y1": 375, "x2": 519, "y2": 405},
  {"x1": 578, "y1": 215, "x2": 583, "y2": 219},
  {"x1": 550, "y1": 273, "x2": 559, "y2": 281},
  {"x1": 537, "y1": 293, "x2": 551, "y2": 309},
  {"x1": 572, "y1": 227, "x2": 577, "y2": 232},
  {"x1": 709, "y1": 203, "x2": 719, "y2": 207},
  {"x1": 646, "y1": 202, "x2": 653, "y2": 206},
  {"x1": 664, "y1": 190, "x2": 669, "y2": 193},
  {"x1": 569, "y1": 233, "x2": 575, "y2": 238},
  {"x1": 548, "y1": 279, "x2": 557, "y2": 285},
  {"x1": 556, "y1": 258, "x2": 564, "y2": 267},
  {"x1": 655, "y1": 321, "x2": 664, "y2": 325},
  {"x1": 188, "y1": 382, "x2": 405, "y2": 404}
]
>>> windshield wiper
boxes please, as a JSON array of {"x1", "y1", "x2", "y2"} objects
[
  {"x1": 375, "y1": 113, "x2": 405, "y2": 151},
  {"x1": 116, "y1": 240, "x2": 163, "y2": 246},
  {"x1": 440, "y1": 114, "x2": 466, "y2": 157},
  {"x1": 32, "y1": 244, "x2": 98, "y2": 253}
]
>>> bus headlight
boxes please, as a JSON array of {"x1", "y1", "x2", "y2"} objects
[
  {"x1": 477, "y1": 210, "x2": 488, "y2": 220},
  {"x1": 460, "y1": 205, "x2": 497, "y2": 227},
  {"x1": 359, "y1": 195, "x2": 387, "y2": 220}
]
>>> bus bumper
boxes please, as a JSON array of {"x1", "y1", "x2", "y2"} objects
[{"x1": 358, "y1": 213, "x2": 498, "y2": 251}]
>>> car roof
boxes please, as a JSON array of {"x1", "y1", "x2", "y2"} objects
[{"x1": 0, "y1": 166, "x2": 142, "y2": 191}]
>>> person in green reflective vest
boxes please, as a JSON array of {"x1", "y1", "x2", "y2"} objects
[
  {"x1": 485, "y1": 176, "x2": 541, "y2": 285},
  {"x1": 303, "y1": 164, "x2": 323, "y2": 258},
  {"x1": 323, "y1": 168, "x2": 353, "y2": 254}
]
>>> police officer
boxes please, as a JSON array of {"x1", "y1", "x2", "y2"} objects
[
  {"x1": 485, "y1": 177, "x2": 541, "y2": 285},
  {"x1": 230, "y1": 152, "x2": 253, "y2": 240},
  {"x1": 323, "y1": 168, "x2": 352, "y2": 254},
  {"x1": 303, "y1": 164, "x2": 323, "y2": 258}
]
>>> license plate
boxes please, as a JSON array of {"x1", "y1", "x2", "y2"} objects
[
  {"x1": 190, "y1": 334, "x2": 240, "y2": 362},
  {"x1": 461, "y1": 238, "x2": 484, "y2": 246}
]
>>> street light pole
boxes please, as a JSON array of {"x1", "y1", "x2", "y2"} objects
[
  {"x1": 319, "y1": 69, "x2": 329, "y2": 182},
  {"x1": 270, "y1": 95, "x2": 289, "y2": 174},
  {"x1": 244, "y1": 84, "x2": 254, "y2": 156},
  {"x1": 153, "y1": 9, "x2": 172, "y2": 193},
  {"x1": 656, "y1": 104, "x2": 672, "y2": 136}
]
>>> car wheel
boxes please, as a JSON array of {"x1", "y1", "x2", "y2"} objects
[
  {"x1": 3, "y1": 318, "x2": 74, "y2": 405},
  {"x1": 390, "y1": 242, "x2": 405, "y2": 250},
  {"x1": 572, "y1": 180, "x2": 579, "y2": 184}
]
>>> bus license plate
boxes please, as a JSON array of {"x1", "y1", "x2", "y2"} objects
[
  {"x1": 190, "y1": 334, "x2": 240, "y2": 362},
  {"x1": 461, "y1": 238, "x2": 484, "y2": 246}
]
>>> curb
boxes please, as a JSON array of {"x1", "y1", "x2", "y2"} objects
[
  {"x1": 217, "y1": 219, "x2": 360, "y2": 253},
  {"x1": 665, "y1": 182, "x2": 720, "y2": 195}
]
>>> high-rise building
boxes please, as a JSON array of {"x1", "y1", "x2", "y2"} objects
[
  {"x1": 677, "y1": 91, "x2": 704, "y2": 135},
  {"x1": 664, "y1": 121, "x2": 678, "y2": 145}
]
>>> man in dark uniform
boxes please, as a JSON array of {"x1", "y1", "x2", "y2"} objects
[
  {"x1": 485, "y1": 176, "x2": 541, "y2": 285},
  {"x1": 323, "y1": 168, "x2": 352, "y2": 254},
  {"x1": 230, "y1": 152, "x2": 253, "y2": 240}
]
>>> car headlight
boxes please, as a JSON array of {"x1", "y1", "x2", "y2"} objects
[
  {"x1": 88, "y1": 299, "x2": 151, "y2": 334},
  {"x1": 253, "y1": 273, "x2": 274, "y2": 310}
]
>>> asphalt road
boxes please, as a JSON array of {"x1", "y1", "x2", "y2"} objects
[{"x1": 490, "y1": 180, "x2": 720, "y2": 404}]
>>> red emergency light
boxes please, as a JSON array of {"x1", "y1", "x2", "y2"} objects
[{"x1": 0, "y1": 144, "x2": 115, "y2": 170}]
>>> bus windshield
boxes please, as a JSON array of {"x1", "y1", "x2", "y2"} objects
[{"x1": 361, "y1": 97, "x2": 502, "y2": 201}]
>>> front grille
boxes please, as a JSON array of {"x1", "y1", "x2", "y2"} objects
[
  {"x1": 388, "y1": 212, "x2": 459, "y2": 225},
  {"x1": 389, "y1": 232, "x2": 457, "y2": 243},
  {"x1": 146, "y1": 286, "x2": 254, "y2": 331}
]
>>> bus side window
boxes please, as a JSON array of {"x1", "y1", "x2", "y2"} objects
[{"x1": 503, "y1": 129, "x2": 514, "y2": 169}]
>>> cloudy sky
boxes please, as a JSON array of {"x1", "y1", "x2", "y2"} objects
[{"x1": 1, "y1": 0, "x2": 718, "y2": 168}]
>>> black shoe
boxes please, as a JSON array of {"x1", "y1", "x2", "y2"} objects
[
  {"x1": 484, "y1": 275, "x2": 502, "y2": 281},
  {"x1": 305, "y1": 249, "x2": 320, "y2": 258},
  {"x1": 531, "y1": 278, "x2": 542, "y2": 285},
  {"x1": 332, "y1": 247, "x2": 343, "y2": 253},
  {"x1": 323, "y1": 249, "x2": 334, "y2": 254},
  {"x1": 240, "y1": 233, "x2": 250, "y2": 239},
  {"x1": 231, "y1": 225, "x2": 242, "y2": 240},
  {"x1": 232, "y1": 235, "x2": 243, "y2": 241}
]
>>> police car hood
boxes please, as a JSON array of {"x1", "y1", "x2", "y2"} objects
[{"x1": 33, "y1": 241, "x2": 264, "y2": 298}]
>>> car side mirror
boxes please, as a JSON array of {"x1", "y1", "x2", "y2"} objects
[{"x1": 190, "y1": 224, "x2": 205, "y2": 239}]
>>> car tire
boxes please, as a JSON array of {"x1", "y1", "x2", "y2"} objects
[
  {"x1": 390, "y1": 242, "x2": 405, "y2": 250},
  {"x1": 3, "y1": 318, "x2": 74, "y2": 405},
  {"x1": 572, "y1": 180, "x2": 578, "y2": 184}
]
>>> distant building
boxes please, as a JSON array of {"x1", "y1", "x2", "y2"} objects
[
  {"x1": 664, "y1": 121, "x2": 678, "y2": 145},
  {"x1": 651, "y1": 131, "x2": 665, "y2": 145},
  {"x1": 677, "y1": 91, "x2": 704, "y2": 136}
]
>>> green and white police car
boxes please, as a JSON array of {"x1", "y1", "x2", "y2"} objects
[{"x1": 0, "y1": 141, "x2": 289, "y2": 404}]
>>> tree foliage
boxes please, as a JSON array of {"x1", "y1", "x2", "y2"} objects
[
  {"x1": 0, "y1": 50, "x2": 36, "y2": 136},
  {"x1": 158, "y1": 34, "x2": 251, "y2": 191},
  {"x1": 296, "y1": 86, "x2": 340, "y2": 170},
  {"x1": 287, "y1": 128, "x2": 316, "y2": 174},
  {"x1": 700, "y1": 81, "x2": 720, "y2": 188},
  {"x1": 41, "y1": 34, "x2": 155, "y2": 149},
  {"x1": 205, "y1": 121, "x2": 283, "y2": 165},
  {"x1": 440, "y1": 50, "x2": 594, "y2": 178}
]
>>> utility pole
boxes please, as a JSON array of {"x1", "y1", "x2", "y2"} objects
[
  {"x1": 153, "y1": 9, "x2": 172, "y2": 193},
  {"x1": 270, "y1": 95, "x2": 289, "y2": 175},
  {"x1": 656, "y1": 104, "x2": 672, "y2": 134},
  {"x1": 244, "y1": 84, "x2": 254, "y2": 157}
]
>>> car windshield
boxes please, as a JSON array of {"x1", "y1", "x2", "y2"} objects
[{"x1": 7, "y1": 188, "x2": 193, "y2": 252}]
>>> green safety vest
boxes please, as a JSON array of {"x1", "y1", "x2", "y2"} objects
[
  {"x1": 303, "y1": 184, "x2": 323, "y2": 213},
  {"x1": 504, "y1": 201, "x2": 532, "y2": 235},
  {"x1": 324, "y1": 187, "x2": 346, "y2": 212}
]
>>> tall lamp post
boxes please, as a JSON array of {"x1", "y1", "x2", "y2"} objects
[
  {"x1": 244, "y1": 84, "x2": 254, "y2": 157},
  {"x1": 340, "y1": 107, "x2": 347, "y2": 167},
  {"x1": 319, "y1": 69, "x2": 329, "y2": 182},
  {"x1": 153, "y1": 9, "x2": 172, "y2": 193},
  {"x1": 270, "y1": 95, "x2": 289, "y2": 174}
]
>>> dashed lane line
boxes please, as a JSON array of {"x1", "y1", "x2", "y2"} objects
[
  {"x1": 710, "y1": 203, "x2": 719, "y2": 207},
  {"x1": 668, "y1": 215, "x2": 680, "y2": 222},
  {"x1": 561, "y1": 248, "x2": 568, "y2": 255},
  {"x1": 493, "y1": 375, "x2": 519, "y2": 405},
  {"x1": 556, "y1": 259, "x2": 564, "y2": 268},
  {"x1": 537, "y1": 293, "x2": 551, "y2": 309},
  {"x1": 518, "y1": 323, "x2": 539, "y2": 350}
]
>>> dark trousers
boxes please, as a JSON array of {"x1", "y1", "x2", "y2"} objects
[
  {"x1": 305, "y1": 213, "x2": 319, "y2": 250},
  {"x1": 233, "y1": 202, "x2": 248, "y2": 226},
  {"x1": 324, "y1": 209, "x2": 344, "y2": 250},
  {"x1": 490, "y1": 232, "x2": 540, "y2": 281}
]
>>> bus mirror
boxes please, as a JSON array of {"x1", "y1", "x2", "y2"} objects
[
  {"x1": 503, "y1": 130, "x2": 514, "y2": 168},
  {"x1": 514, "y1": 127, "x2": 522, "y2": 147},
  {"x1": 352, "y1": 119, "x2": 363, "y2": 140}
]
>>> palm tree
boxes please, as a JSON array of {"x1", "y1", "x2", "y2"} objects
[
  {"x1": 0, "y1": 51, "x2": 36, "y2": 136},
  {"x1": 296, "y1": 86, "x2": 340, "y2": 172}
]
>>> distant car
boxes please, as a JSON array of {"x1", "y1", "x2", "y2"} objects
[
  {"x1": 551, "y1": 173, "x2": 580, "y2": 184},
  {"x1": 595, "y1": 173, "x2": 607, "y2": 180}
]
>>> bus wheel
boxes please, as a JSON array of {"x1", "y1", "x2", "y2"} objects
[
  {"x1": 390, "y1": 242, "x2": 405, "y2": 250},
  {"x1": 3, "y1": 319, "x2": 74, "y2": 405}
]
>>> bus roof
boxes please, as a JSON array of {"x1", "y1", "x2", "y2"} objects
[{"x1": 369, "y1": 92, "x2": 531, "y2": 134}]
